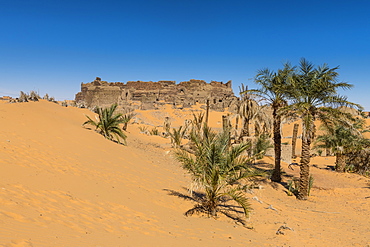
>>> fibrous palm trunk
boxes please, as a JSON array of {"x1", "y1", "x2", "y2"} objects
[
  {"x1": 271, "y1": 107, "x2": 282, "y2": 182},
  {"x1": 205, "y1": 99, "x2": 210, "y2": 126},
  {"x1": 298, "y1": 137, "x2": 311, "y2": 200},
  {"x1": 291, "y1": 123, "x2": 299, "y2": 158},
  {"x1": 335, "y1": 152, "x2": 346, "y2": 172},
  {"x1": 240, "y1": 118, "x2": 250, "y2": 140}
]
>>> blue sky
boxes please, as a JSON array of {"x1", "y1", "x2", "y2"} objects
[{"x1": 1, "y1": 0, "x2": 370, "y2": 109}]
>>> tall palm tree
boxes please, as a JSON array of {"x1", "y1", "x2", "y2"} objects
[
  {"x1": 244, "y1": 63, "x2": 295, "y2": 182},
  {"x1": 285, "y1": 58, "x2": 362, "y2": 200},
  {"x1": 83, "y1": 103, "x2": 127, "y2": 144},
  {"x1": 175, "y1": 125, "x2": 259, "y2": 218}
]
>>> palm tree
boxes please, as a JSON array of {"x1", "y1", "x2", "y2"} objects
[
  {"x1": 83, "y1": 103, "x2": 127, "y2": 144},
  {"x1": 122, "y1": 111, "x2": 135, "y2": 131},
  {"x1": 244, "y1": 63, "x2": 295, "y2": 182},
  {"x1": 238, "y1": 89, "x2": 261, "y2": 139},
  {"x1": 315, "y1": 119, "x2": 368, "y2": 172},
  {"x1": 168, "y1": 125, "x2": 188, "y2": 148},
  {"x1": 175, "y1": 125, "x2": 259, "y2": 218},
  {"x1": 285, "y1": 58, "x2": 362, "y2": 200}
]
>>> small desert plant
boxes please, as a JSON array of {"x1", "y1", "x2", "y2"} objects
[
  {"x1": 43, "y1": 93, "x2": 49, "y2": 100},
  {"x1": 138, "y1": 126, "x2": 148, "y2": 133},
  {"x1": 18, "y1": 91, "x2": 29, "y2": 102},
  {"x1": 83, "y1": 103, "x2": 127, "y2": 144},
  {"x1": 29, "y1": 91, "x2": 40, "y2": 101},
  {"x1": 287, "y1": 176, "x2": 314, "y2": 196},
  {"x1": 191, "y1": 112, "x2": 205, "y2": 132},
  {"x1": 150, "y1": 127, "x2": 159, "y2": 136},
  {"x1": 61, "y1": 100, "x2": 68, "y2": 107},
  {"x1": 287, "y1": 178, "x2": 300, "y2": 196},
  {"x1": 122, "y1": 112, "x2": 135, "y2": 131},
  {"x1": 168, "y1": 125, "x2": 187, "y2": 148},
  {"x1": 308, "y1": 175, "x2": 314, "y2": 196},
  {"x1": 49, "y1": 97, "x2": 57, "y2": 103}
]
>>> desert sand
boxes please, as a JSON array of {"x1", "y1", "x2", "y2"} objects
[{"x1": 0, "y1": 100, "x2": 369, "y2": 246}]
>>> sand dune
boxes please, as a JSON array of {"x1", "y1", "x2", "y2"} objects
[{"x1": 0, "y1": 100, "x2": 369, "y2": 246}]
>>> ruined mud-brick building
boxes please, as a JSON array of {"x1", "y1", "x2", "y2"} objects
[{"x1": 75, "y1": 77, "x2": 237, "y2": 111}]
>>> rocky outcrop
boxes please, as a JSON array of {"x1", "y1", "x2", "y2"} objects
[{"x1": 75, "y1": 77, "x2": 237, "y2": 111}]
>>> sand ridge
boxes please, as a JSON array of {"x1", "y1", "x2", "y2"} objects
[{"x1": 0, "y1": 100, "x2": 369, "y2": 246}]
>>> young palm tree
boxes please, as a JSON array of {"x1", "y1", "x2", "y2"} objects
[
  {"x1": 122, "y1": 111, "x2": 135, "y2": 131},
  {"x1": 315, "y1": 119, "x2": 368, "y2": 172},
  {"x1": 175, "y1": 125, "x2": 259, "y2": 218},
  {"x1": 168, "y1": 125, "x2": 188, "y2": 148},
  {"x1": 244, "y1": 63, "x2": 295, "y2": 182},
  {"x1": 285, "y1": 58, "x2": 362, "y2": 200},
  {"x1": 83, "y1": 103, "x2": 127, "y2": 144},
  {"x1": 238, "y1": 91, "x2": 261, "y2": 138}
]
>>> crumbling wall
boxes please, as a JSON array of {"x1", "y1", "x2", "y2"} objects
[{"x1": 75, "y1": 77, "x2": 237, "y2": 111}]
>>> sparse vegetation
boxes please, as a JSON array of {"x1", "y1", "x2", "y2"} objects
[
  {"x1": 190, "y1": 112, "x2": 204, "y2": 133},
  {"x1": 29, "y1": 91, "x2": 40, "y2": 101},
  {"x1": 253, "y1": 133, "x2": 273, "y2": 160},
  {"x1": 14, "y1": 91, "x2": 57, "y2": 103},
  {"x1": 18, "y1": 91, "x2": 29, "y2": 102},
  {"x1": 175, "y1": 124, "x2": 261, "y2": 220},
  {"x1": 168, "y1": 125, "x2": 187, "y2": 148},
  {"x1": 138, "y1": 126, "x2": 148, "y2": 133},
  {"x1": 83, "y1": 103, "x2": 127, "y2": 144},
  {"x1": 149, "y1": 127, "x2": 159, "y2": 136},
  {"x1": 282, "y1": 59, "x2": 362, "y2": 200},
  {"x1": 287, "y1": 175, "x2": 314, "y2": 196},
  {"x1": 315, "y1": 120, "x2": 369, "y2": 172},
  {"x1": 122, "y1": 112, "x2": 135, "y2": 131}
]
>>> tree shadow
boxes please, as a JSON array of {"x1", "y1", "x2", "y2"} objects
[
  {"x1": 312, "y1": 164, "x2": 335, "y2": 171},
  {"x1": 163, "y1": 188, "x2": 247, "y2": 226}
]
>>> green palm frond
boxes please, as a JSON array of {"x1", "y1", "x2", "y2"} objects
[
  {"x1": 224, "y1": 188, "x2": 251, "y2": 217},
  {"x1": 285, "y1": 58, "x2": 363, "y2": 199},
  {"x1": 83, "y1": 103, "x2": 127, "y2": 144},
  {"x1": 175, "y1": 125, "x2": 260, "y2": 219}
]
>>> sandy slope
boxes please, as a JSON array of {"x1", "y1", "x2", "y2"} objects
[{"x1": 0, "y1": 100, "x2": 369, "y2": 246}]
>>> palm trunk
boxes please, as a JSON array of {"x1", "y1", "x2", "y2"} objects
[
  {"x1": 335, "y1": 152, "x2": 346, "y2": 172},
  {"x1": 271, "y1": 107, "x2": 282, "y2": 182},
  {"x1": 291, "y1": 123, "x2": 299, "y2": 158},
  {"x1": 123, "y1": 123, "x2": 128, "y2": 131},
  {"x1": 222, "y1": 115, "x2": 228, "y2": 131},
  {"x1": 205, "y1": 99, "x2": 210, "y2": 126},
  {"x1": 298, "y1": 136, "x2": 311, "y2": 200},
  {"x1": 240, "y1": 118, "x2": 250, "y2": 139}
]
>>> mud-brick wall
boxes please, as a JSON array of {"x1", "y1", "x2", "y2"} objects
[
  {"x1": 265, "y1": 144, "x2": 292, "y2": 164},
  {"x1": 83, "y1": 86, "x2": 122, "y2": 107}
]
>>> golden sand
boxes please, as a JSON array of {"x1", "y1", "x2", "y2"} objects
[{"x1": 0, "y1": 100, "x2": 369, "y2": 246}]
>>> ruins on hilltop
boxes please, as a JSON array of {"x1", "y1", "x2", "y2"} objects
[{"x1": 75, "y1": 77, "x2": 238, "y2": 111}]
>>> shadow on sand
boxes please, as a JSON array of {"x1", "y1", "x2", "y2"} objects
[{"x1": 163, "y1": 187, "x2": 248, "y2": 226}]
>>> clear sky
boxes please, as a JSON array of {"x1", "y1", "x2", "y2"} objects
[{"x1": 1, "y1": 0, "x2": 370, "y2": 109}]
